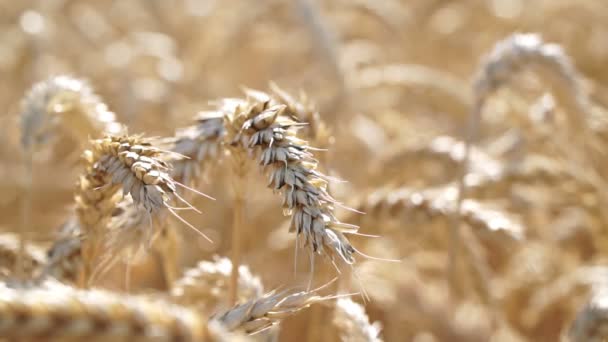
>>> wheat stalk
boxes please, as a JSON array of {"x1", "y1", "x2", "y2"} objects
[{"x1": 333, "y1": 297, "x2": 383, "y2": 342}]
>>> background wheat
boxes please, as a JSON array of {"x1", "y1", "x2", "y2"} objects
[{"x1": 1, "y1": 0, "x2": 608, "y2": 341}]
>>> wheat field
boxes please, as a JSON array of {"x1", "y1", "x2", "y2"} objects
[{"x1": 1, "y1": 0, "x2": 608, "y2": 341}]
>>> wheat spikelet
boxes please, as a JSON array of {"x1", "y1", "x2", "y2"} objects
[
  {"x1": 333, "y1": 298, "x2": 383, "y2": 342},
  {"x1": 220, "y1": 87, "x2": 359, "y2": 267},
  {"x1": 20, "y1": 75, "x2": 122, "y2": 153},
  {"x1": 171, "y1": 256, "x2": 263, "y2": 313},
  {"x1": 212, "y1": 287, "x2": 334, "y2": 334},
  {"x1": 0, "y1": 280, "x2": 209, "y2": 341},
  {"x1": 268, "y1": 82, "x2": 332, "y2": 150},
  {"x1": 0, "y1": 233, "x2": 46, "y2": 278}
]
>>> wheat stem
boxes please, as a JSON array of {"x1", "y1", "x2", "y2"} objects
[{"x1": 230, "y1": 179, "x2": 246, "y2": 306}]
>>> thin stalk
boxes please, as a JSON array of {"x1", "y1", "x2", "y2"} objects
[
  {"x1": 449, "y1": 99, "x2": 482, "y2": 298},
  {"x1": 17, "y1": 153, "x2": 33, "y2": 280},
  {"x1": 229, "y1": 176, "x2": 246, "y2": 306}
]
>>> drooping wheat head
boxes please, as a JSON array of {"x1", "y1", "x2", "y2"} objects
[
  {"x1": 20, "y1": 75, "x2": 122, "y2": 155},
  {"x1": 220, "y1": 88, "x2": 360, "y2": 276}
]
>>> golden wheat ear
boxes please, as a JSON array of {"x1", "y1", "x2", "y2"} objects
[
  {"x1": 75, "y1": 134, "x2": 212, "y2": 285},
  {"x1": 221, "y1": 87, "x2": 362, "y2": 269}
]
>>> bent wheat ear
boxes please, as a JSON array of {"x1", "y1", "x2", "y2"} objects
[
  {"x1": 221, "y1": 87, "x2": 359, "y2": 266},
  {"x1": 0, "y1": 280, "x2": 209, "y2": 341},
  {"x1": 20, "y1": 75, "x2": 122, "y2": 152}
]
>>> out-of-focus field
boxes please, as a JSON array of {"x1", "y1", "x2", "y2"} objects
[{"x1": 2, "y1": 0, "x2": 608, "y2": 341}]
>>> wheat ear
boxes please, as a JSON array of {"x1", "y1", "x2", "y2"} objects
[
  {"x1": 171, "y1": 256, "x2": 263, "y2": 313},
  {"x1": 18, "y1": 75, "x2": 119, "y2": 281},
  {"x1": 213, "y1": 286, "x2": 336, "y2": 334},
  {"x1": 75, "y1": 134, "x2": 205, "y2": 285},
  {"x1": 452, "y1": 32, "x2": 599, "y2": 296},
  {"x1": 20, "y1": 75, "x2": 122, "y2": 152},
  {"x1": 220, "y1": 88, "x2": 360, "y2": 281},
  {"x1": 0, "y1": 280, "x2": 210, "y2": 341},
  {"x1": 103, "y1": 113, "x2": 224, "y2": 289},
  {"x1": 333, "y1": 298, "x2": 383, "y2": 342}
]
